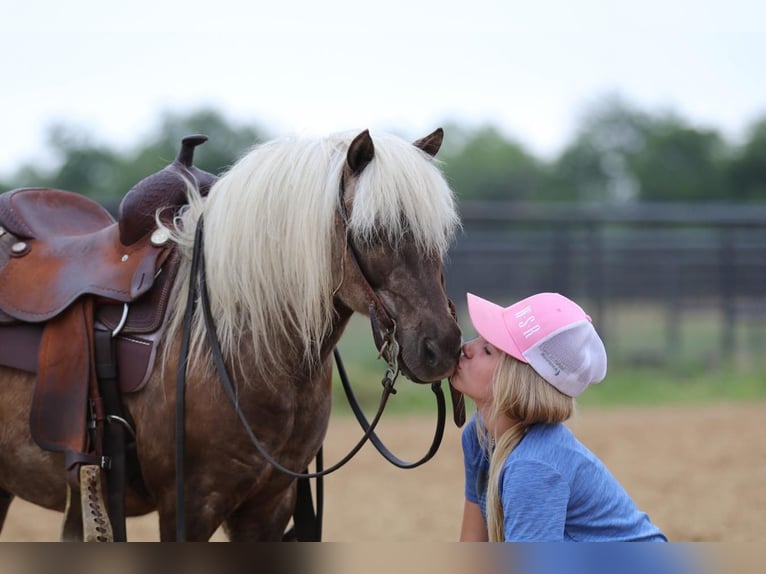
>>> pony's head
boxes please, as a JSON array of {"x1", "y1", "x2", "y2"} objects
[
  {"x1": 331, "y1": 128, "x2": 461, "y2": 382},
  {"x1": 167, "y1": 128, "x2": 461, "y2": 384}
]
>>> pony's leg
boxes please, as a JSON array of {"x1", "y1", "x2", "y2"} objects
[
  {"x1": 223, "y1": 486, "x2": 297, "y2": 542},
  {"x1": 0, "y1": 489, "x2": 13, "y2": 533},
  {"x1": 155, "y1": 494, "x2": 226, "y2": 542}
]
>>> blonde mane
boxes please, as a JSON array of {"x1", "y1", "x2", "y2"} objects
[{"x1": 161, "y1": 131, "x2": 459, "y2": 380}]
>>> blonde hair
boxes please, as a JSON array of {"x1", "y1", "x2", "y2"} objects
[
  {"x1": 159, "y1": 131, "x2": 458, "y2": 384},
  {"x1": 478, "y1": 354, "x2": 575, "y2": 542}
]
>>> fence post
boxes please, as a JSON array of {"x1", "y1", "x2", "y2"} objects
[
  {"x1": 586, "y1": 223, "x2": 606, "y2": 341},
  {"x1": 552, "y1": 224, "x2": 571, "y2": 295},
  {"x1": 719, "y1": 227, "x2": 736, "y2": 363},
  {"x1": 665, "y1": 245, "x2": 682, "y2": 363}
]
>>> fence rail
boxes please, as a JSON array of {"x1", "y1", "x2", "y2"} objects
[{"x1": 446, "y1": 201, "x2": 766, "y2": 369}]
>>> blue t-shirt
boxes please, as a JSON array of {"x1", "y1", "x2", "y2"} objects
[{"x1": 462, "y1": 415, "x2": 667, "y2": 542}]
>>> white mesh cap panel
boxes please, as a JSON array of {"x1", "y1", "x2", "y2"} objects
[{"x1": 521, "y1": 320, "x2": 607, "y2": 397}]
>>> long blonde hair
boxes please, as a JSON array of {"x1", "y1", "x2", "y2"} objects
[
  {"x1": 159, "y1": 131, "x2": 458, "y2": 384},
  {"x1": 478, "y1": 354, "x2": 575, "y2": 541}
]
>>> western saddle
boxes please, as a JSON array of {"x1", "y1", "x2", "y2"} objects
[{"x1": 0, "y1": 135, "x2": 217, "y2": 541}]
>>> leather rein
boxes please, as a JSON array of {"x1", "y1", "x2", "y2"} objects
[{"x1": 174, "y1": 193, "x2": 449, "y2": 540}]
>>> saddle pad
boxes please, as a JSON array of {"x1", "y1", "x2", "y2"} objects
[
  {"x1": 0, "y1": 322, "x2": 43, "y2": 372},
  {"x1": 0, "y1": 320, "x2": 162, "y2": 395},
  {"x1": 0, "y1": 224, "x2": 167, "y2": 322}
]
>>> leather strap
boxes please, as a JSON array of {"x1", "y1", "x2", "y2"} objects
[
  {"x1": 175, "y1": 218, "x2": 427, "y2": 540},
  {"x1": 93, "y1": 327, "x2": 128, "y2": 542},
  {"x1": 336, "y1": 177, "x2": 397, "y2": 353},
  {"x1": 334, "y1": 348, "x2": 447, "y2": 469},
  {"x1": 175, "y1": 214, "x2": 450, "y2": 540},
  {"x1": 291, "y1": 453, "x2": 323, "y2": 542}
]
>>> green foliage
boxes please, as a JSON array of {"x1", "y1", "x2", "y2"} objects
[
  {"x1": 134, "y1": 108, "x2": 268, "y2": 176},
  {"x1": 549, "y1": 95, "x2": 734, "y2": 202},
  {"x1": 728, "y1": 117, "x2": 766, "y2": 201},
  {"x1": 631, "y1": 116, "x2": 730, "y2": 201},
  {"x1": 2, "y1": 108, "x2": 270, "y2": 200},
  {"x1": 439, "y1": 123, "x2": 548, "y2": 201},
  {"x1": 578, "y1": 367, "x2": 766, "y2": 407},
  {"x1": 8, "y1": 125, "x2": 125, "y2": 197},
  {"x1": 550, "y1": 94, "x2": 650, "y2": 202},
  {"x1": 2, "y1": 96, "x2": 766, "y2": 203}
]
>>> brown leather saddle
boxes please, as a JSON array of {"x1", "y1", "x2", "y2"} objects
[{"x1": 0, "y1": 135, "x2": 217, "y2": 465}]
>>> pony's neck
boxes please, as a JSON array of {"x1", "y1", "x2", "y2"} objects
[{"x1": 232, "y1": 300, "x2": 354, "y2": 385}]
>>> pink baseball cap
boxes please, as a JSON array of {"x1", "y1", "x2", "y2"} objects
[{"x1": 466, "y1": 292, "x2": 607, "y2": 397}]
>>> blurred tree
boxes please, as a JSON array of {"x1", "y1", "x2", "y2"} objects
[
  {"x1": 132, "y1": 108, "x2": 266, "y2": 173},
  {"x1": 51, "y1": 126, "x2": 126, "y2": 196},
  {"x1": 3, "y1": 99, "x2": 765, "y2": 205},
  {"x1": 104, "y1": 107, "x2": 269, "y2": 199},
  {"x1": 727, "y1": 116, "x2": 766, "y2": 201},
  {"x1": 439, "y1": 123, "x2": 547, "y2": 201},
  {"x1": 632, "y1": 116, "x2": 729, "y2": 201},
  {"x1": 550, "y1": 95, "x2": 650, "y2": 202},
  {"x1": 552, "y1": 95, "x2": 731, "y2": 202},
  {"x1": 1, "y1": 108, "x2": 268, "y2": 200},
  {"x1": 5, "y1": 124, "x2": 124, "y2": 197}
]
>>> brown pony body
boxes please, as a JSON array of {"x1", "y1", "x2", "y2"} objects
[{"x1": 0, "y1": 128, "x2": 461, "y2": 541}]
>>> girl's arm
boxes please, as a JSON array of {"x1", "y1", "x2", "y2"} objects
[{"x1": 459, "y1": 500, "x2": 488, "y2": 541}]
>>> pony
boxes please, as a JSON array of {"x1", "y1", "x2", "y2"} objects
[{"x1": 0, "y1": 128, "x2": 462, "y2": 541}]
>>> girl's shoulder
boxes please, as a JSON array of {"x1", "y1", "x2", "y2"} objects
[
  {"x1": 512, "y1": 423, "x2": 588, "y2": 464},
  {"x1": 511, "y1": 423, "x2": 610, "y2": 483},
  {"x1": 524, "y1": 421, "x2": 575, "y2": 443}
]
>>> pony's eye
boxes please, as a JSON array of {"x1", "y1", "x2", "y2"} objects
[{"x1": 484, "y1": 346, "x2": 491, "y2": 355}]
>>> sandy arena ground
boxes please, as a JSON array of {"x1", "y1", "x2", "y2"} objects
[{"x1": 1, "y1": 403, "x2": 763, "y2": 542}]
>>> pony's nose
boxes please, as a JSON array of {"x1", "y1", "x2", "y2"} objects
[
  {"x1": 420, "y1": 331, "x2": 462, "y2": 371},
  {"x1": 422, "y1": 337, "x2": 440, "y2": 369}
]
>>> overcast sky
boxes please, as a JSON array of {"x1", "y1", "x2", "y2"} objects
[{"x1": 1, "y1": 0, "x2": 764, "y2": 176}]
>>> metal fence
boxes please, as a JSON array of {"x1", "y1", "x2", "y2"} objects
[{"x1": 445, "y1": 201, "x2": 766, "y2": 370}]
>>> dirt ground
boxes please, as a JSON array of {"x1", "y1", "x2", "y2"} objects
[{"x1": 1, "y1": 402, "x2": 763, "y2": 542}]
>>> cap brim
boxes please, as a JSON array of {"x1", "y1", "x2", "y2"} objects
[{"x1": 466, "y1": 293, "x2": 525, "y2": 362}]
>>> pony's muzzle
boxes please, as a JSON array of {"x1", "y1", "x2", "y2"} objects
[
  {"x1": 422, "y1": 337, "x2": 441, "y2": 369},
  {"x1": 414, "y1": 328, "x2": 462, "y2": 382}
]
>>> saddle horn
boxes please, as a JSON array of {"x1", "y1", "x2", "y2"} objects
[{"x1": 118, "y1": 135, "x2": 219, "y2": 246}]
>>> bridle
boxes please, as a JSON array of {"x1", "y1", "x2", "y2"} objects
[
  {"x1": 173, "y1": 178, "x2": 452, "y2": 541},
  {"x1": 333, "y1": 173, "x2": 451, "y2": 465},
  {"x1": 334, "y1": 172, "x2": 401, "y2": 368}
]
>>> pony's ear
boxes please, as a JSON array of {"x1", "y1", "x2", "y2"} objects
[
  {"x1": 413, "y1": 128, "x2": 444, "y2": 157},
  {"x1": 347, "y1": 129, "x2": 375, "y2": 175}
]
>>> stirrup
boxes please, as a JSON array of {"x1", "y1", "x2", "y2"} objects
[{"x1": 80, "y1": 465, "x2": 114, "y2": 542}]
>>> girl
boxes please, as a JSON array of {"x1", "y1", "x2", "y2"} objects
[{"x1": 451, "y1": 292, "x2": 666, "y2": 542}]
